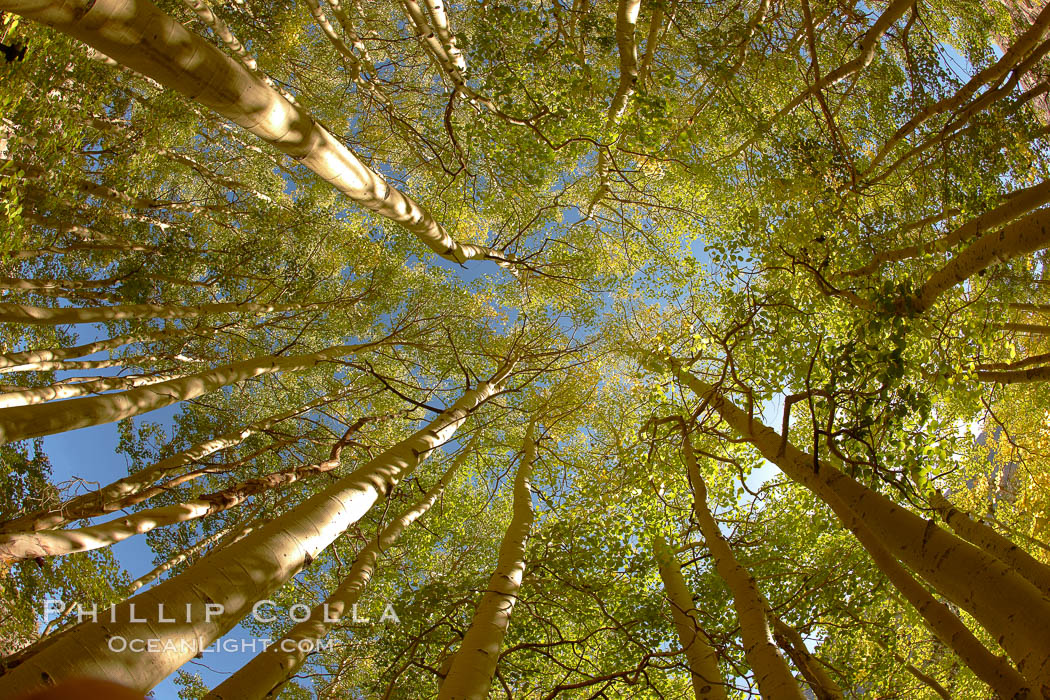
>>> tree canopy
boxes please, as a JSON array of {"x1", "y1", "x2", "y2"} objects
[{"x1": 1, "y1": 0, "x2": 1050, "y2": 697}]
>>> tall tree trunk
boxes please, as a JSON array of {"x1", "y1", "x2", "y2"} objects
[
  {"x1": 207, "y1": 443, "x2": 472, "y2": 699},
  {"x1": 930, "y1": 490, "x2": 1050, "y2": 595},
  {"x1": 0, "y1": 324, "x2": 196, "y2": 371},
  {"x1": 0, "y1": 390, "x2": 351, "y2": 533},
  {"x1": 0, "y1": 300, "x2": 324, "y2": 325},
  {"x1": 0, "y1": 364, "x2": 511, "y2": 695},
  {"x1": 769, "y1": 617, "x2": 843, "y2": 700},
  {"x1": 842, "y1": 177, "x2": 1050, "y2": 278},
  {"x1": 0, "y1": 428, "x2": 356, "y2": 562},
  {"x1": 0, "y1": 370, "x2": 182, "y2": 409},
  {"x1": 683, "y1": 438, "x2": 804, "y2": 700},
  {"x1": 911, "y1": 206, "x2": 1050, "y2": 313},
  {"x1": 654, "y1": 534, "x2": 727, "y2": 700},
  {"x1": 0, "y1": 340, "x2": 380, "y2": 445},
  {"x1": 438, "y1": 420, "x2": 536, "y2": 700},
  {"x1": 126, "y1": 519, "x2": 257, "y2": 593},
  {"x1": 0, "y1": 0, "x2": 509, "y2": 266},
  {"x1": 826, "y1": 497, "x2": 1028, "y2": 697}
]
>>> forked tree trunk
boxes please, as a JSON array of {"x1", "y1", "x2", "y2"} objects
[
  {"x1": 930, "y1": 490, "x2": 1050, "y2": 596},
  {"x1": 683, "y1": 438, "x2": 803, "y2": 700},
  {"x1": 654, "y1": 534, "x2": 727, "y2": 700},
  {"x1": 769, "y1": 617, "x2": 843, "y2": 700}
]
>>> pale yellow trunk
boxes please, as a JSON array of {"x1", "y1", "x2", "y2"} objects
[
  {"x1": 0, "y1": 0, "x2": 505, "y2": 265},
  {"x1": 654, "y1": 534, "x2": 727, "y2": 700},
  {"x1": 0, "y1": 390, "x2": 352, "y2": 533},
  {"x1": 0, "y1": 300, "x2": 320, "y2": 324},
  {"x1": 769, "y1": 617, "x2": 843, "y2": 700},
  {"x1": 684, "y1": 439, "x2": 803, "y2": 700},
  {"x1": 658, "y1": 356, "x2": 1050, "y2": 688},
  {"x1": 207, "y1": 445, "x2": 471, "y2": 699},
  {"x1": 0, "y1": 430, "x2": 354, "y2": 562},
  {"x1": 931, "y1": 490, "x2": 1050, "y2": 596},
  {"x1": 0, "y1": 341, "x2": 375, "y2": 444},
  {"x1": 438, "y1": 421, "x2": 536, "y2": 700}
]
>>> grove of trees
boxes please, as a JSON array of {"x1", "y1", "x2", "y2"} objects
[{"x1": 1, "y1": 0, "x2": 1049, "y2": 696}]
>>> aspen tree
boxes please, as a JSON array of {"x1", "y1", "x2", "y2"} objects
[
  {"x1": 0, "y1": 339, "x2": 382, "y2": 444},
  {"x1": 658, "y1": 356, "x2": 1050, "y2": 689},
  {"x1": 0, "y1": 0, "x2": 511, "y2": 267},
  {"x1": 588, "y1": 0, "x2": 640, "y2": 210},
  {"x1": 0, "y1": 299, "x2": 327, "y2": 324},
  {"x1": 438, "y1": 419, "x2": 536, "y2": 700},
  {"x1": 126, "y1": 519, "x2": 256, "y2": 593},
  {"x1": 0, "y1": 427, "x2": 357, "y2": 562},
  {"x1": 911, "y1": 207, "x2": 1050, "y2": 313},
  {"x1": 207, "y1": 442, "x2": 473, "y2": 699},
  {"x1": 654, "y1": 534, "x2": 727, "y2": 700},
  {"x1": 930, "y1": 490, "x2": 1050, "y2": 596},
  {"x1": 0, "y1": 324, "x2": 197, "y2": 371},
  {"x1": 0, "y1": 370, "x2": 182, "y2": 409},
  {"x1": 769, "y1": 617, "x2": 843, "y2": 700},
  {"x1": 0, "y1": 389, "x2": 353, "y2": 532},
  {"x1": 0, "y1": 363, "x2": 512, "y2": 694},
  {"x1": 683, "y1": 437, "x2": 803, "y2": 700}
]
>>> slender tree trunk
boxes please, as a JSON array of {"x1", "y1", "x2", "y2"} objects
[
  {"x1": 0, "y1": 0, "x2": 508, "y2": 266},
  {"x1": 438, "y1": 420, "x2": 536, "y2": 700},
  {"x1": 769, "y1": 617, "x2": 843, "y2": 700},
  {"x1": 683, "y1": 438, "x2": 803, "y2": 700},
  {"x1": 0, "y1": 428, "x2": 357, "y2": 562},
  {"x1": 826, "y1": 497, "x2": 1029, "y2": 697},
  {"x1": 869, "y1": 3, "x2": 1050, "y2": 170},
  {"x1": 126, "y1": 520, "x2": 255, "y2": 593},
  {"x1": 654, "y1": 534, "x2": 727, "y2": 700},
  {"x1": 0, "y1": 390, "x2": 350, "y2": 533},
  {"x1": 0, "y1": 324, "x2": 195, "y2": 371},
  {"x1": 0, "y1": 370, "x2": 182, "y2": 409},
  {"x1": 0, "y1": 365, "x2": 510, "y2": 695},
  {"x1": 930, "y1": 490, "x2": 1050, "y2": 596},
  {"x1": 588, "y1": 0, "x2": 640, "y2": 210},
  {"x1": 843, "y1": 177, "x2": 1050, "y2": 277},
  {"x1": 207, "y1": 443, "x2": 471, "y2": 699},
  {"x1": 0, "y1": 299, "x2": 323, "y2": 325},
  {"x1": 658, "y1": 355, "x2": 1050, "y2": 689},
  {"x1": 0, "y1": 340, "x2": 380, "y2": 445}
]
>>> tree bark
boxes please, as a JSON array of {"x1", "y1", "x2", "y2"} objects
[
  {"x1": 0, "y1": 341, "x2": 378, "y2": 445},
  {"x1": 930, "y1": 490, "x2": 1050, "y2": 596},
  {"x1": 0, "y1": 300, "x2": 323, "y2": 325},
  {"x1": 438, "y1": 420, "x2": 536, "y2": 700},
  {"x1": 0, "y1": 0, "x2": 507, "y2": 266},
  {"x1": 0, "y1": 428, "x2": 357, "y2": 562},
  {"x1": 654, "y1": 534, "x2": 727, "y2": 700},
  {"x1": 0, "y1": 390, "x2": 351, "y2": 533},
  {"x1": 911, "y1": 204, "x2": 1050, "y2": 313},
  {"x1": 657, "y1": 355, "x2": 1050, "y2": 689},
  {"x1": 769, "y1": 617, "x2": 843, "y2": 700}
]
